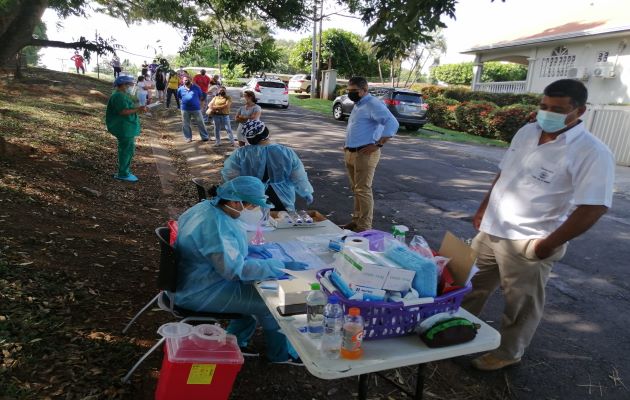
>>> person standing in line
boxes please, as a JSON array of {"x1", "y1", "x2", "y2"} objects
[
  {"x1": 155, "y1": 68, "x2": 166, "y2": 102},
  {"x1": 462, "y1": 79, "x2": 614, "y2": 371},
  {"x1": 141, "y1": 61, "x2": 149, "y2": 78},
  {"x1": 149, "y1": 59, "x2": 159, "y2": 81},
  {"x1": 341, "y1": 76, "x2": 398, "y2": 232},
  {"x1": 177, "y1": 77, "x2": 210, "y2": 143},
  {"x1": 110, "y1": 56, "x2": 122, "y2": 78},
  {"x1": 193, "y1": 69, "x2": 211, "y2": 122},
  {"x1": 135, "y1": 76, "x2": 152, "y2": 107},
  {"x1": 234, "y1": 90, "x2": 262, "y2": 147},
  {"x1": 166, "y1": 70, "x2": 180, "y2": 109},
  {"x1": 71, "y1": 51, "x2": 85, "y2": 74},
  {"x1": 105, "y1": 75, "x2": 148, "y2": 182},
  {"x1": 207, "y1": 87, "x2": 235, "y2": 147}
]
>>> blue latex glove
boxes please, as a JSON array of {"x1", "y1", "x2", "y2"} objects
[
  {"x1": 248, "y1": 245, "x2": 273, "y2": 259},
  {"x1": 283, "y1": 261, "x2": 309, "y2": 271},
  {"x1": 304, "y1": 194, "x2": 314, "y2": 205}
]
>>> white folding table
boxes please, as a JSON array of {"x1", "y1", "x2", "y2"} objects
[{"x1": 248, "y1": 220, "x2": 500, "y2": 400}]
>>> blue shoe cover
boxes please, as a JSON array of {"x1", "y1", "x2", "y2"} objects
[{"x1": 113, "y1": 174, "x2": 139, "y2": 182}]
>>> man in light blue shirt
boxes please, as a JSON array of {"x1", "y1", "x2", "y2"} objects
[{"x1": 343, "y1": 76, "x2": 399, "y2": 231}]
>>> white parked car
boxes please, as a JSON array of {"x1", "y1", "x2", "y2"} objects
[
  {"x1": 242, "y1": 77, "x2": 289, "y2": 108},
  {"x1": 288, "y1": 74, "x2": 312, "y2": 93}
]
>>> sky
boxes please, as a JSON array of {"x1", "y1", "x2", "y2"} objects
[{"x1": 39, "y1": 0, "x2": 618, "y2": 72}]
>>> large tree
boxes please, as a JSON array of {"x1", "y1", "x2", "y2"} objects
[{"x1": 0, "y1": 0, "x2": 473, "y2": 68}]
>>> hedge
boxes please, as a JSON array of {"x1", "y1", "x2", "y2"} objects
[
  {"x1": 488, "y1": 104, "x2": 537, "y2": 142},
  {"x1": 454, "y1": 101, "x2": 498, "y2": 138},
  {"x1": 421, "y1": 85, "x2": 541, "y2": 107},
  {"x1": 426, "y1": 97, "x2": 460, "y2": 130}
]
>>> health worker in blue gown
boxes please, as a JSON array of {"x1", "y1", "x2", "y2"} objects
[
  {"x1": 221, "y1": 120, "x2": 314, "y2": 211},
  {"x1": 174, "y1": 176, "x2": 306, "y2": 363}
]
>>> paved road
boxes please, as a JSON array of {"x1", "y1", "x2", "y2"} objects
[{"x1": 252, "y1": 97, "x2": 630, "y2": 399}]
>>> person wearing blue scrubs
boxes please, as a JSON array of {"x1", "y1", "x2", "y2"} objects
[
  {"x1": 174, "y1": 176, "x2": 305, "y2": 363},
  {"x1": 221, "y1": 120, "x2": 314, "y2": 211}
]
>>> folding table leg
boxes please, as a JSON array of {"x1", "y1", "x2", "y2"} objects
[
  {"x1": 414, "y1": 364, "x2": 425, "y2": 400},
  {"x1": 358, "y1": 373, "x2": 369, "y2": 400}
]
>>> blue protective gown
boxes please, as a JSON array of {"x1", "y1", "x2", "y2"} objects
[
  {"x1": 221, "y1": 144, "x2": 313, "y2": 211},
  {"x1": 174, "y1": 201, "x2": 291, "y2": 361}
]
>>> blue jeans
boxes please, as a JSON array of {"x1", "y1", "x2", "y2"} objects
[
  {"x1": 181, "y1": 110, "x2": 209, "y2": 140},
  {"x1": 208, "y1": 283, "x2": 290, "y2": 362},
  {"x1": 212, "y1": 114, "x2": 234, "y2": 143}
]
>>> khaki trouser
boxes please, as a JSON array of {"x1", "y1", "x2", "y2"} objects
[
  {"x1": 344, "y1": 148, "x2": 381, "y2": 231},
  {"x1": 462, "y1": 231, "x2": 567, "y2": 360}
]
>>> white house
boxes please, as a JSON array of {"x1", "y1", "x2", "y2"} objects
[{"x1": 461, "y1": 10, "x2": 630, "y2": 165}]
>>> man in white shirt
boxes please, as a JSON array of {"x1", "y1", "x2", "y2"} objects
[{"x1": 463, "y1": 79, "x2": 615, "y2": 371}]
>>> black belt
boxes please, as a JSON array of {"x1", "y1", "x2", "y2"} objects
[{"x1": 345, "y1": 145, "x2": 369, "y2": 152}]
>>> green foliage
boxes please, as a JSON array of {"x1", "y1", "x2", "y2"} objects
[
  {"x1": 454, "y1": 101, "x2": 498, "y2": 138},
  {"x1": 488, "y1": 104, "x2": 537, "y2": 142},
  {"x1": 426, "y1": 96, "x2": 459, "y2": 130},
  {"x1": 274, "y1": 39, "x2": 298, "y2": 74},
  {"x1": 431, "y1": 63, "x2": 474, "y2": 85},
  {"x1": 288, "y1": 29, "x2": 382, "y2": 78},
  {"x1": 22, "y1": 22, "x2": 47, "y2": 66},
  {"x1": 431, "y1": 61, "x2": 527, "y2": 85},
  {"x1": 225, "y1": 36, "x2": 281, "y2": 75},
  {"x1": 222, "y1": 64, "x2": 245, "y2": 80},
  {"x1": 421, "y1": 84, "x2": 541, "y2": 107}
]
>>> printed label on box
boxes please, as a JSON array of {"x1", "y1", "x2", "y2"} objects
[{"x1": 187, "y1": 364, "x2": 216, "y2": 385}]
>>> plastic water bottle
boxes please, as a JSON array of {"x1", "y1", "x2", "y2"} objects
[
  {"x1": 321, "y1": 295, "x2": 344, "y2": 359},
  {"x1": 306, "y1": 283, "x2": 326, "y2": 338},
  {"x1": 340, "y1": 307, "x2": 365, "y2": 360}
]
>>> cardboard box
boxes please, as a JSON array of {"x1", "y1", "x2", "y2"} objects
[
  {"x1": 438, "y1": 231, "x2": 478, "y2": 286},
  {"x1": 278, "y1": 279, "x2": 312, "y2": 306}
]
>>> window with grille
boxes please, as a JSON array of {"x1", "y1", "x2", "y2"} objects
[{"x1": 539, "y1": 46, "x2": 576, "y2": 78}]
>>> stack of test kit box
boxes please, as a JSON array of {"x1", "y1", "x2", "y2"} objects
[{"x1": 332, "y1": 246, "x2": 416, "y2": 293}]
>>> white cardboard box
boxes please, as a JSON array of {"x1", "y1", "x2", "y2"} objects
[
  {"x1": 278, "y1": 279, "x2": 312, "y2": 306},
  {"x1": 334, "y1": 247, "x2": 415, "y2": 291}
]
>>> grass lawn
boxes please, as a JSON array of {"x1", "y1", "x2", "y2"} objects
[
  {"x1": 289, "y1": 94, "x2": 508, "y2": 147},
  {"x1": 289, "y1": 93, "x2": 334, "y2": 115}
]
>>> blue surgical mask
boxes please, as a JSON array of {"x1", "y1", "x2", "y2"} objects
[{"x1": 536, "y1": 110, "x2": 569, "y2": 133}]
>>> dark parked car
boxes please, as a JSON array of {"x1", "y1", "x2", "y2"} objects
[{"x1": 332, "y1": 87, "x2": 429, "y2": 131}]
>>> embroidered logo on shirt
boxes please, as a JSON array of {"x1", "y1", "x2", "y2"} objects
[{"x1": 532, "y1": 166, "x2": 555, "y2": 183}]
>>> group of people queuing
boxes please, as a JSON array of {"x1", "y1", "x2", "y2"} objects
[{"x1": 104, "y1": 74, "x2": 614, "y2": 369}]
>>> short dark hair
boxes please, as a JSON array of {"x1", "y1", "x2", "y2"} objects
[
  {"x1": 243, "y1": 90, "x2": 257, "y2": 102},
  {"x1": 348, "y1": 76, "x2": 368, "y2": 90},
  {"x1": 137, "y1": 76, "x2": 144, "y2": 82},
  {"x1": 543, "y1": 79, "x2": 588, "y2": 107}
]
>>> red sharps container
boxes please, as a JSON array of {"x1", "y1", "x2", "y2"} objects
[{"x1": 155, "y1": 322, "x2": 244, "y2": 400}]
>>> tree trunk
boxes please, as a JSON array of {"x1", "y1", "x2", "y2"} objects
[{"x1": 0, "y1": 0, "x2": 49, "y2": 67}]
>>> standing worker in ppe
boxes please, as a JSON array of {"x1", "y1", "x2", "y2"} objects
[
  {"x1": 175, "y1": 176, "x2": 306, "y2": 364},
  {"x1": 221, "y1": 120, "x2": 314, "y2": 211},
  {"x1": 105, "y1": 75, "x2": 148, "y2": 182}
]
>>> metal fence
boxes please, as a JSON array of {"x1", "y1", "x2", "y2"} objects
[
  {"x1": 583, "y1": 105, "x2": 630, "y2": 166},
  {"x1": 473, "y1": 81, "x2": 527, "y2": 94}
]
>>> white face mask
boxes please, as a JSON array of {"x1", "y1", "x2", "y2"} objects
[
  {"x1": 238, "y1": 206, "x2": 263, "y2": 227},
  {"x1": 126, "y1": 85, "x2": 135, "y2": 94}
]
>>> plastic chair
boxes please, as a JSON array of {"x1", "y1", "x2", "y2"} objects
[
  {"x1": 121, "y1": 227, "x2": 244, "y2": 383},
  {"x1": 191, "y1": 177, "x2": 207, "y2": 203}
]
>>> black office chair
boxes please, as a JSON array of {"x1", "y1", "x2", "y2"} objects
[{"x1": 121, "y1": 227, "x2": 245, "y2": 382}]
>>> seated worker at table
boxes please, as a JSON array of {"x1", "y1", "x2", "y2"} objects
[
  {"x1": 175, "y1": 176, "x2": 307, "y2": 364},
  {"x1": 221, "y1": 120, "x2": 314, "y2": 211}
]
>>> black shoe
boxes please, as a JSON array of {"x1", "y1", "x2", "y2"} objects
[
  {"x1": 341, "y1": 222, "x2": 358, "y2": 231},
  {"x1": 239, "y1": 346, "x2": 260, "y2": 357}
]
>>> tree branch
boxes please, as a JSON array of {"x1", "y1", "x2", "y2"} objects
[{"x1": 28, "y1": 38, "x2": 98, "y2": 51}]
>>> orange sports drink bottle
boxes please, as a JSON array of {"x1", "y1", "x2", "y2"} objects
[{"x1": 340, "y1": 307, "x2": 364, "y2": 360}]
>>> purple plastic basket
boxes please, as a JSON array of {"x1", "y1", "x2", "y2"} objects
[{"x1": 316, "y1": 268, "x2": 471, "y2": 340}]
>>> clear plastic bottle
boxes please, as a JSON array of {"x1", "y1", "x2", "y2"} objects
[
  {"x1": 340, "y1": 307, "x2": 365, "y2": 360},
  {"x1": 321, "y1": 295, "x2": 344, "y2": 359},
  {"x1": 306, "y1": 283, "x2": 326, "y2": 338}
]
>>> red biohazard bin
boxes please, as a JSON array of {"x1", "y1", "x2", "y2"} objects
[{"x1": 155, "y1": 323, "x2": 244, "y2": 400}]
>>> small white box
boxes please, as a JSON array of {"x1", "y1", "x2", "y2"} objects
[
  {"x1": 334, "y1": 247, "x2": 389, "y2": 289},
  {"x1": 278, "y1": 279, "x2": 312, "y2": 306},
  {"x1": 373, "y1": 254, "x2": 415, "y2": 292}
]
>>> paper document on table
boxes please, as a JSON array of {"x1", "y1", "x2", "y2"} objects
[
  {"x1": 279, "y1": 268, "x2": 319, "y2": 284},
  {"x1": 276, "y1": 240, "x2": 328, "y2": 270}
]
